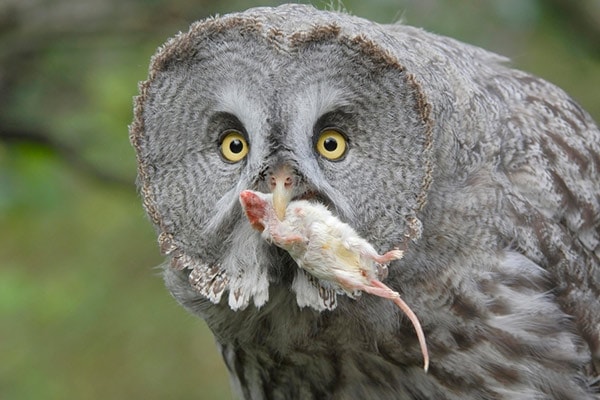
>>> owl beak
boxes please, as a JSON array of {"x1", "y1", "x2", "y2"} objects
[{"x1": 269, "y1": 166, "x2": 294, "y2": 221}]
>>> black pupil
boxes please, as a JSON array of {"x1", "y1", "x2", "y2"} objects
[
  {"x1": 229, "y1": 139, "x2": 243, "y2": 154},
  {"x1": 324, "y1": 137, "x2": 338, "y2": 152}
]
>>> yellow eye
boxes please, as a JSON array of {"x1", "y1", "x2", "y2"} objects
[
  {"x1": 316, "y1": 129, "x2": 347, "y2": 160},
  {"x1": 220, "y1": 131, "x2": 249, "y2": 162}
]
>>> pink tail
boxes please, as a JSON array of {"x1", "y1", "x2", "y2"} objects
[{"x1": 368, "y1": 280, "x2": 429, "y2": 372}]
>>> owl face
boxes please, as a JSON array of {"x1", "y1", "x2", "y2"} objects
[{"x1": 131, "y1": 7, "x2": 434, "y2": 311}]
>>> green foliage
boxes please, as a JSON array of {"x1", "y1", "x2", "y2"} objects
[
  {"x1": 1, "y1": 0, "x2": 597, "y2": 398},
  {"x1": 0, "y1": 163, "x2": 231, "y2": 398}
]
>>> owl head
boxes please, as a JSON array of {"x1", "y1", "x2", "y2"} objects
[{"x1": 130, "y1": 4, "x2": 435, "y2": 313}]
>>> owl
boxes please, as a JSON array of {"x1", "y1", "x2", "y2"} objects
[{"x1": 130, "y1": 4, "x2": 600, "y2": 399}]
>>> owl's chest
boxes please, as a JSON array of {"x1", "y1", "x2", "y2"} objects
[{"x1": 215, "y1": 289, "x2": 433, "y2": 400}]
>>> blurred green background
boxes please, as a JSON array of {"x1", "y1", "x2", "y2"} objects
[{"x1": 1, "y1": 0, "x2": 598, "y2": 398}]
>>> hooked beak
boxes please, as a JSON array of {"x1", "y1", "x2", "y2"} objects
[{"x1": 269, "y1": 165, "x2": 294, "y2": 221}]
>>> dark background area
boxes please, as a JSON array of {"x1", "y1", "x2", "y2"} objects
[{"x1": 1, "y1": 0, "x2": 598, "y2": 398}]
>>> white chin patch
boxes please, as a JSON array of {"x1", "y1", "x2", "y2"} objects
[
  {"x1": 163, "y1": 223, "x2": 271, "y2": 311},
  {"x1": 292, "y1": 269, "x2": 338, "y2": 311},
  {"x1": 221, "y1": 223, "x2": 271, "y2": 310},
  {"x1": 291, "y1": 269, "x2": 363, "y2": 311}
]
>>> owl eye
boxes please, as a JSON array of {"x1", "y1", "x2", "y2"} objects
[
  {"x1": 220, "y1": 130, "x2": 249, "y2": 162},
  {"x1": 316, "y1": 129, "x2": 347, "y2": 160}
]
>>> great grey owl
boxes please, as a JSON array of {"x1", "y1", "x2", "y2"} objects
[{"x1": 130, "y1": 4, "x2": 600, "y2": 399}]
